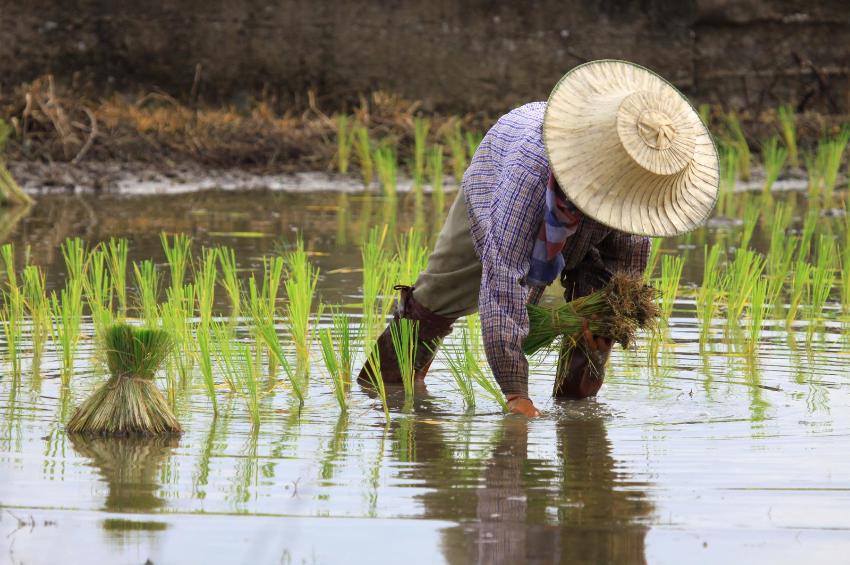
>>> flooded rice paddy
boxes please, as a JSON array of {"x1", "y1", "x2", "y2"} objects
[{"x1": 2, "y1": 189, "x2": 850, "y2": 564}]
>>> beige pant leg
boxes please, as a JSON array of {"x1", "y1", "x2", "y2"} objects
[{"x1": 412, "y1": 189, "x2": 482, "y2": 318}]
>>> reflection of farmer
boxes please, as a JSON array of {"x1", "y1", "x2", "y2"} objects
[
  {"x1": 412, "y1": 411, "x2": 653, "y2": 564},
  {"x1": 360, "y1": 60, "x2": 719, "y2": 416}
]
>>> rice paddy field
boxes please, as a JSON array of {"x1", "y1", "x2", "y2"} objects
[{"x1": 2, "y1": 113, "x2": 850, "y2": 564}]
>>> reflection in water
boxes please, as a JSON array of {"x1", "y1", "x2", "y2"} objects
[
  {"x1": 69, "y1": 434, "x2": 177, "y2": 514},
  {"x1": 425, "y1": 409, "x2": 654, "y2": 565}
]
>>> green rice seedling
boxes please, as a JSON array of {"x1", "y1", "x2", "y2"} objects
[
  {"x1": 463, "y1": 332, "x2": 507, "y2": 412},
  {"x1": 761, "y1": 136, "x2": 787, "y2": 194},
  {"x1": 361, "y1": 225, "x2": 391, "y2": 342},
  {"x1": 83, "y1": 247, "x2": 114, "y2": 340},
  {"x1": 132, "y1": 260, "x2": 161, "y2": 327},
  {"x1": 766, "y1": 202, "x2": 793, "y2": 274},
  {"x1": 0, "y1": 244, "x2": 24, "y2": 377},
  {"x1": 442, "y1": 331, "x2": 476, "y2": 410},
  {"x1": 446, "y1": 123, "x2": 467, "y2": 186},
  {"x1": 50, "y1": 285, "x2": 84, "y2": 385},
  {"x1": 786, "y1": 261, "x2": 812, "y2": 328},
  {"x1": 361, "y1": 346, "x2": 390, "y2": 422},
  {"x1": 216, "y1": 338, "x2": 262, "y2": 429},
  {"x1": 211, "y1": 320, "x2": 239, "y2": 392},
  {"x1": 697, "y1": 243, "x2": 723, "y2": 345},
  {"x1": 66, "y1": 323, "x2": 180, "y2": 435},
  {"x1": 725, "y1": 112, "x2": 750, "y2": 181},
  {"x1": 840, "y1": 211, "x2": 850, "y2": 313},
  {"x1": 806, "y1": 236, "x2": 836, "y2": 341},
  {"x1": 718, "y1": 145, "x2": 738, "y2": 217},
  {"x1": 390, "y1": 318, "x2": 419, "y2": 408},
  {"x1": 804, "y1": 150, "x2": 822, "y2": 202},
  {"x1": 216, "y1": 246, "x2": 242, "y2": 318},
  {"x1": 284, "y1": 238, "x2": 320, "y2": 372},
  {"x1": 160, "y1": 232, "x2": 192, "y2": 291},
  {"x1": 194, "y1": 248, "x2": 217, "y2": 327},
  {"x1": 724, "y1": 249, "x2": 766, "y2": 321},
  {"x1": 818, "y1": 130, "x2": 849, "y2": 206},
  {"x1": 428, "y1": 144, "x2": 446, "y2": 215},
  {"x1": 777, "y1": 105, "x2": 799, "y2": 168},
  {"x1": 796, "y1": 208, "x2": 819, "y2": 263},
  {"x1": 195, "y1": 324, "x2": 217, "y2": 414},
  {"x1": 22, "y1": 265, "x2": 50, "y2": 373},
  {"x1": 747, "y1": 277, "x2": 768, "y2": 354},
  {"x1": 465, "y1": 131, "x2": 483, "y2": 161},
  {"x1": 318, "y1": 313, "x2": 352, "y2": 412},
  {"x1": 105, "y1": 238, "x2": 129, "y2": 318},
  {"x1": 659, "y1": 255, "x2": 684, "y2": 321},
  {"x1": 739, "y1": 199, "x2": 761, "y2": 250},
  {"x1": 643, "y1": 238, "x2": 662, "y2": 282},
  {"x1": 374, "y1": 144, "x2": 398, "y2": 197},
  {"x1": 395, "y1": 228, "x2": 430, "y2": 286},
  {"x1": 62, "y1": 238, "x2": 88, "y2": 286},
  {"x1": 336, "y1": 115, "x2": 355, "y2": 174},
  {"x1": 353, "y1": 124, "x2": 373, "y2": 188},
  {"x1": 161, "y1": 283, "x2": 196, "y2": 383},
  {"x1": 413, "y1": 117, "x2": 430, "y2": 191},
  {"x1": 251, "y1": 304, "x2": 303, "y2": 404}
]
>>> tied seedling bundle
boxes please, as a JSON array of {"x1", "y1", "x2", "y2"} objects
[
  {"x1": 523, "y1": 272, "x2": 660, "y2": 356},
  {"x1": 67, "y1": 323, "x2": 181, "y2": 436}
]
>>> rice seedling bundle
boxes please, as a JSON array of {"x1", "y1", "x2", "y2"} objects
[
  {"x1": 336, "y1": 115, "x2": 355, "y2": 174},
  {"x1": 725, "y1": 112, "x2": 751, "y2": 181},
  {"x1": 160, "y1": 233, "x2": 192, "y2": 291},
  {"x1": 132, "y1": 260, "x2": 161, "y2": 326},
  {"x1": 67, "y1": 323, "x2": 181, "y2": 435},
  {"x1": 777, "y1": 105, "x2": 799, "y2": 168},
  {"x1": 353, "y1": 125, "x2": 373, "y2": 188},
  {"x1": 761, "y1": 136, "x2": 787, "y2": 194},
  {"x1": 390, "y1": 318, "x2": 419, "y2": 408},
  {"x1": 523, "y1": 272, "x2": 660, "y2": 357},
  {"x1": 374, "y1": 144, "x2": 398, "y2": 197},
  {"x1": 284, "y1": 238, "x2": 319, "y2": 372},
  {"x1": 105, "y1": 238, "x2": 129, "y2": 317}
]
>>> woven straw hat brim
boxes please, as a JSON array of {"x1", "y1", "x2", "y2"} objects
[{"x1": 544, "y1": 60, "x2": 720, "y2": 237}]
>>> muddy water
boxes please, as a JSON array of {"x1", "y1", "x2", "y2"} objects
[{"x1": 2, "y1": 190, "x2": 850, "y2": 564}]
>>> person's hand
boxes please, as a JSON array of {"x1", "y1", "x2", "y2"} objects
[
  {"x1": 506, "y1": 395, "x2": 540, "y2": 417},
  {"x1": 581, "y1": 319, "x2": 613, "y2": 353}
]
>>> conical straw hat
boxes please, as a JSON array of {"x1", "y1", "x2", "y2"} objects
[{"x1": 544, "y1": 60, "x2": 719, "y2": 237}]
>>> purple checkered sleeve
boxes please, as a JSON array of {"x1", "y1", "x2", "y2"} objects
[{"x1": 464, "y1": 103, "x2": 549, "y2": 397}]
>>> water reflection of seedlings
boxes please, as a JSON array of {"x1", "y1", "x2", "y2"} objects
[
  {"x1": 319, "y1": 410, "x2": 350, "y2": 482},
  {"x1": 393, "y1": 415, "x2": 416, "y2": 462}
]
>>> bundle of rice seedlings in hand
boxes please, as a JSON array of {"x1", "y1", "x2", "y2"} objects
[
  {"x1": 67, "y1": 323, "x2": 181, "y2": 436},
  {"x1": 523, "y1": 271, "x2": 660, "y2": 356}
]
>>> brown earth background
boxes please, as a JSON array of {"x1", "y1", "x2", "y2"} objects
[{"x1": 2, "y1": 0, "x2": 849, "y2": 114}]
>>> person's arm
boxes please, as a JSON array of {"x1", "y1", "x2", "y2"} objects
[{"x1": 477, "y1": 152, "x2": 547, "y2": 410}]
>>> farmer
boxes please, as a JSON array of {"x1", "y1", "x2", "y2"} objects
[{"x1": 359, "y1": 60, "x2": 719, "y2": 417}]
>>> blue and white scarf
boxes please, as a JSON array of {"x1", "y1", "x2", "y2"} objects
[{"x1": 526, "y1": 172, "x2": 582, "y2": 287}]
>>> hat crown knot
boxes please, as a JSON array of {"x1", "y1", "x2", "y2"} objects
[{"x1": 637, "y1": 109, "x2": 675, "y2": 149}]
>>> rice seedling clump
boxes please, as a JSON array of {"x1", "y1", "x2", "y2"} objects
[
  {"x1": 523, "y1": 272, "x2": 660, "y2": 356},
  {"x1": 67, "y1": 323, "x2": 181, "y2": 436}
]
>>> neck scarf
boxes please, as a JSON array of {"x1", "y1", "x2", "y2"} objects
[{"x1": 527, "y1": 172, "x2": 582, "y2": 287}]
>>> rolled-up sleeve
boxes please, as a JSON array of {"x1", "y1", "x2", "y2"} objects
[{"x1": 477, "y1": 153, "x2": 547, "y2": 398}]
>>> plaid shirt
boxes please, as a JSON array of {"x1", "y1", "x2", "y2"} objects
[{"x1": 464, "y1": 102, "x2": 650, "y2": 397}]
